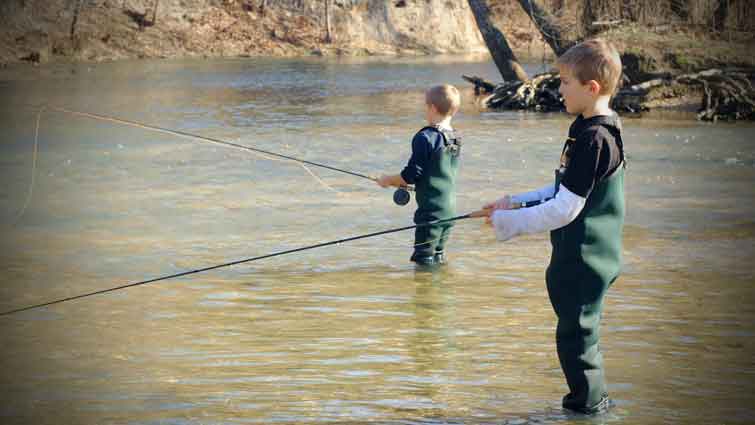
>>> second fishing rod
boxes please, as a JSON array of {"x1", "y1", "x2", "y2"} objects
[
  {"x1": 48, "y1": 106, "x2": 416, "y2": 206},
  {"x1": 0, "y1": 213, "x2": 475, "y2": 317}
]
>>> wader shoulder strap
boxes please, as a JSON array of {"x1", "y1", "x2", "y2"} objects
[{"x1": 418, "y1": 125, "x2": 462, "y2": 156}]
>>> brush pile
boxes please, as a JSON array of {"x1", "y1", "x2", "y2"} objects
[{"x1": 464, "y1": 67, "x2": 755, "y2": 121}]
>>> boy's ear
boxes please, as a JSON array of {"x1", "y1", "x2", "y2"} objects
[{"x1": 588, "y1": 80, "x2": 602, "y2": 94}]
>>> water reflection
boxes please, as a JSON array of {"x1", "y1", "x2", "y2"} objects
[{"x1": 408, "y1": 269, "x2": 456, "y2": 411}]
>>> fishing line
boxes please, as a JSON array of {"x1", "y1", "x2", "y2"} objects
[
  {"x1": 48, "y1": 106, "x2": 379, "y2": 183},
  {"x1": 7, "y1": 105, "x2": 337, "y2": 227},
  {"x1": 0, "y1": 214, "x2": 473, "y2": 317},
  {"x1": 243, "y1": 147, "x2": 337, "y2": 192},
  {"x1": 12, "y1": 106, "x2": 44, "y2": 223},
  {"x1": 15, "y1": 106, "x2": 414, "y2": 214}
]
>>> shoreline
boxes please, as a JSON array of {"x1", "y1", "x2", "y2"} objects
[
  {"x1": 0, "y1": 43, "x2": 557, "y2": 69},
  {"x1": 0, "y1": 52, "x2": 740, "y2": 122}
]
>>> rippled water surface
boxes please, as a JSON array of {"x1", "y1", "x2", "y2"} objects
[{"x1": 1, "y1": 56, "x2": 754, "y2": 425}]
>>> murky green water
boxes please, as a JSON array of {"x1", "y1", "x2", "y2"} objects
[{"x1": 1, "y1": 56, "x2": 754, "y2": 425}]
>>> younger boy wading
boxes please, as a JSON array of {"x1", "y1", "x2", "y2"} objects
[
  {"x1": 377, "y1": 84, "x2": 462, "y2": 267},
  {"x1": 472, "y1": 39, "x2": 626, "y2": 414}
]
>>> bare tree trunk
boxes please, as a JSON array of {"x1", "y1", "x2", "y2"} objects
[
  {"x1": 151, "y1": 0, "x2": 159, "y2": 25},
  {"x1": 324, "y1": 0, "x2": 332, "y2": 43},
  {"x1": 670, "y1": 0, "x2": 689, "y2": 19},
  {"x1": 714, "y1": 0, "x2": 729, "y2": 32},
  {"x1": 70, "y1": 0, "x2": 83, "y2": 40},
  {"x1": 466, "y1": 0, "x2": 528, "y2": 82},
  {"x1": 516, "y1": 0, "x2": 576, "y2": 57},
  {"x1": 552, "y1": 0, "x2": 566, "y2": 14}
]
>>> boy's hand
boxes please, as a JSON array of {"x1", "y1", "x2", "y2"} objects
[
  {"x1": 470, "y1": 207, "x2": 496, "y2": 226},
  {"x1": 375, "y1": 174, "x2": 407, "y2": 188},
  {"x1": 483, "y1": 194, "x2": 514, "y2": 211},
  {"x1": 376, "y1": 175, "x2": 393, "y2": 188},
  {"x1": 469, "y1": 207, "x2": 493, "y2": 219}
]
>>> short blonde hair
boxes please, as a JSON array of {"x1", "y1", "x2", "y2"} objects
[
  {"x1": 557, "y1": 38, "x2": 622, "y2": 95},
  {"x1": 426, "y1": 84, "x2": 461, "y2": 116}
]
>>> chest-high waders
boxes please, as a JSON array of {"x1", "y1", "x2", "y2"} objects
[
  {"x1": 411, "y1": 127, "x2": 461, "y2": 266},
  {"x1": 546, "y1": 142, "x2": 625, "y2": 412}
]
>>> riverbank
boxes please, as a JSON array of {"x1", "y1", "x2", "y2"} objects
[
  {"x1": 606, "y1": 23, "x2": 755, "y2": 80},
  {"x1": 462, "y1": 21, "x2": 755, "y2": 121},
  {"x1": 0, "y1": 0, "x2": 545, "y2": 66},
  {"x1": 3, "y1": 1, "x2": 752, "y2": 78},
  {"x1": 3, "y1": 1, "x2": 754, "y2": 120}
]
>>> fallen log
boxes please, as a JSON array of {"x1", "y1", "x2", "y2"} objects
[
  {"x1": 616, "y1": 68, "x2": 755, "y2": 121},
  {"x1": 462, "y1": 72, "x2": 563, "y2": 112},
  {"x1": 463, "y1": 68, "x2": 755, "y2": 121}
]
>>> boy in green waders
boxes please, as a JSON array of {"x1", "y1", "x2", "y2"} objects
[
  {"x1": 472, "y1": 39, "x2": 625, "y2": 414},
  {"x1": 376, "y1": 84, "x2": 462, "y2": 267}
]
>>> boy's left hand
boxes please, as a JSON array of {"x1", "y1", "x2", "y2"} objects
[
  {"x1": 470, "y1": 207, "x2": 497, "y2": 226},
  {"x1": 483, "y1": 194, "x2": 514, "y2": 211},
  {"x1": 469, "y1": 207, "x2": 493, "y2": 219}
]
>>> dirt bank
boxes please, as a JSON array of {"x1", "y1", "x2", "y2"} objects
[{"x1": 0, "y1": 0, "x2": 548, "y2": 66}]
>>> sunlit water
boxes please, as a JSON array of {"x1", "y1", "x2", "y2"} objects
[{"x1": 1, "y1": 56, "x2": 754, "y2": 425}]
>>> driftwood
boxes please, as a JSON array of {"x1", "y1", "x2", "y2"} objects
[
  {"x1": 463, "y1": 72, "x2": 563, "y2": 112},
  {"x1": 463, "y1": 68, "x2": 755, "y2": 121},
  {"x1": 615, "y1": 68, "x2": 755, "y2": 121}
]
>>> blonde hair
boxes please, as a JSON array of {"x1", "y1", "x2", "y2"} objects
[
  {"x1": 426, "y1": 84, "x2": 461, "y2": 116},
  {"x1": 557, "y1": 38, "x2": 622, "y2": 95}
]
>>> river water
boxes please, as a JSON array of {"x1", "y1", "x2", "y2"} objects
[{"x1": 0, "y1": 56, "x2": 754, "y2": 425}]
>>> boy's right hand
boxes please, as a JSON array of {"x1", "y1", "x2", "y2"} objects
[
  {"x1": 483, "y1": 194, "x2": 514, "y2": 211},
  {"x1": 376, "y1": 175, "x2": 392, "y2": 188}
]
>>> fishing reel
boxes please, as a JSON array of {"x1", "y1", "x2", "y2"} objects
[{"x1": 393, "y1": 185, "x2": 413, "y2": 206}]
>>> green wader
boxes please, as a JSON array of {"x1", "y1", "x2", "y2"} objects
[
  {"x1": 412, "y1": 223, "x2": 454, "y2": 263},
  {"x1": 412, "y1": 128, "x2": 460, "y2": 265},
  {"x1": 546, "y1": 166, "x2": 625, "y2": 412}
]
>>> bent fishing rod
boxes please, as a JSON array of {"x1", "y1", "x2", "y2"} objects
[
  {"x1": 0, "y1": 213, "x2": 474, "y2": 317},
  {"x1": 45, "y1": 106, "x2": 415, "y2": 203},
  {"x1": 50, "y1": 106, "x2": 375, "y2": 180}
]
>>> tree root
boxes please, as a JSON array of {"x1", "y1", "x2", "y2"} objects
[
  {"x1": 463, "y1": 72, "x2": 563, "y2": 112},
  {"x1": 463, "y1": 68, "x2": 755, "y2": 121}
]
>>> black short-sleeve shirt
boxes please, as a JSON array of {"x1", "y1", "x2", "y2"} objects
[{"x1": 560, "y1": 114, "x2": 625, "y2": 198}]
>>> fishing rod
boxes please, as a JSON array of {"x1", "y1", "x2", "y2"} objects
[
  {"x1": 0, "y1": 213, "x2": 473, "y2": 317},
  {"x1": 46, "y1": 106, "x2": 415, "y2": 204}
]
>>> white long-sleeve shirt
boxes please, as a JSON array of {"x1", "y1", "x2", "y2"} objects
[{"x1": 491, "y1": 184, "x2": 586, "y2": 241}]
